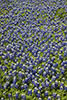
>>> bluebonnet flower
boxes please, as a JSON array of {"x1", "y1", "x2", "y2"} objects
[
  {"x1": 34, "y1": 87, "x2": 38, "y2": 94},
  {"x1": 64, "y1": 86, "x2": 67, "y2": 91},
  {"x1": 28, "y1": 89, "x2": 32, "y2": 95},
  {"x1": 0, "y1": 0, "x2": 67, "y2": 99},
  {"x1": 13, "y1": 76, "x2": 16, "y2": 84},
  {"x1": 24, "y1": 84, "x2": 28, "y2": 90},
  {"x1": 36, "y1": 91, "x2": 41, "y2": 98},
  {"x1": 8, "y1": 93, "x2": 12, "y2": 98},
  {"x1": 21, "y1": 94, "x2": 26, "y2": 100},
  {"x1": 15, "y1": 92, "x2": 19, "y2": 99},
  {"x1": 52, "y1": 93, "x2": 56, "y2": 98},
  {"x1": 45, "y1": 91, "x2": 48, "y2": 96},
  {"x1": 47, "y1": 96, "x2": 51, "y2": 100}
]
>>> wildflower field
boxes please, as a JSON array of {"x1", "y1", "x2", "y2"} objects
[{"x1": 0, "y1": 0, "x2": 67, "y2": 100}]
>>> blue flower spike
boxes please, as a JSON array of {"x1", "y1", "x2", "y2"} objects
[{"x1": 0, "y1": 0, "x2": 67, "y2": 99}]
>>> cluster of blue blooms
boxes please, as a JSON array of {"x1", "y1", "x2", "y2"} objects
[{"x1": 0, "y1": 0, "x2": 67, "y2": 100}]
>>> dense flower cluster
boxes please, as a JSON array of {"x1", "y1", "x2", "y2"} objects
[{"x1": 0, "y1": 0, "x2": 67, "y2": 100}]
